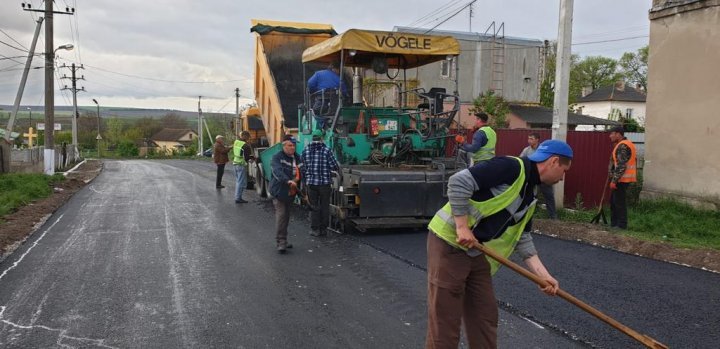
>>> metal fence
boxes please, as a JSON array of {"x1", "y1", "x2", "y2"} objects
[
  {"x1": 9, "y1": 145, "x2": 80, "y2": 173},
  {"x1": 447, "y1": 129, "x2": 643, "y2": 209}
]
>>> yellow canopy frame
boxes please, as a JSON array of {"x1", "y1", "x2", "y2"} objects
[{"x1": 302, "y1": 29, "x2": 460, "y2": 68}]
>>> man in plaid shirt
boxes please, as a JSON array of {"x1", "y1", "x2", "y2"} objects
[{"x1": 301, "y1": 129, "x2": 340, "y2": 237}]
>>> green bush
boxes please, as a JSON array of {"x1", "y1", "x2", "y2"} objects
[{"x1": 117, "y1": 141, "x2": 139, "y2": 157}]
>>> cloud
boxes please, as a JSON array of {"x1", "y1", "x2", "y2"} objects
[{"x1": 0, "y1": 0, "x2": 650, "y2": 112}]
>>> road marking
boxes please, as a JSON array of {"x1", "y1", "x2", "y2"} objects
[
  {"x1": 0, "y1": 306, "x2": 119, "y2": 348},
  {"x1": 0, "y1": 214, "x2": 64, "y2": 282},
  {"x1": 520, "y1": 315, "x2": 546, "y2": 329}
]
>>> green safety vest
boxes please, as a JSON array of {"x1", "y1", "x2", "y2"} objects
[
  {"x1": 472, "y1": 126, "x2": 497, "y2": 162},
  {"x1": 428, "y1": 157, "x2": 536, "y2": 275},
  {"x1": 233, "y1": 140, "x2": 247, "y2": 165}
]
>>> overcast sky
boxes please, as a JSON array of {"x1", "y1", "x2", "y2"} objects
[{"x1": 0, "y1": 0, "x2": 651, "y2": 113}]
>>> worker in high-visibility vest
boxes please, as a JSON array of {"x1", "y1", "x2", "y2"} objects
[
  {"x1": 608, "y1": 126, "x2": 637, "y2": 229},
  {"x1": 232, "y1": 131, "x2": 253, "y2": 204},
  {"x1": 459, "y1": 112, "x2": 497, "y2": 165},
  {"x1": 426, "y1": 140, "x2": 573, "y2": 349}
]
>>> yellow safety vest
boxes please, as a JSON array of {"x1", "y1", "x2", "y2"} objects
[
  {"x1": 472, "y1": 126, "x2": 497, "y2": 162},
  {"x1": 428, "y1": 157, "x2": 536, "y2": 275},
  {"x1": 233, "y1": 140, "x2": 247, "y2": 165}
]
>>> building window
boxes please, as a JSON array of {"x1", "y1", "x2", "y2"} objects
[
  {"x1": 440, "y1": 60, "x2": 450, "y2": 78},
  {"x1": 626, "y1": 108, "x2": 633, "y2": 118}
]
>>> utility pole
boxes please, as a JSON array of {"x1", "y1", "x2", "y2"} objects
[
  {"x1": 469, "y1": 3, "x2": 474, "y2": 32},
  {"x1": 235, "y1": 88, "x2": 241, "y2": 135},
  {"x1": 60, "y1": 63, "x2": 85, "y2": 156},
  {"x1": 3, "y1": 17, "x2": 43, "y2": 144},
  {"x1": 197, "y1": 96, "x2": 203, "y2": 154},
  {"x1": 22, "y1": 1, "x2": 75, "y2": 174},
  {"x1": 552, "y1": 0, "x2": 573, "y2": 208}
]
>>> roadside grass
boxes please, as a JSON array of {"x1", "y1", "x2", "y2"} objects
[
  {"x1": 538, "y1": 199, "x2": 720, "y2": 250},
  {"x1": 0, "y1": 173, "x2": 65, "y2": 222}
]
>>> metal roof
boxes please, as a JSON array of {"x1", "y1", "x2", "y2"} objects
[
  {"x1": 509, "y1": 104, "x2": 620, "y2": 126},
  {"x1": 577, "y1": 84, "x2": 646, "y2": 103},
  {"x1": 393, "y1": 26, "x2": 544, "y2": 47},
  {"x1": 151, "y1": 128, "x2": 197, "y2": 142}
]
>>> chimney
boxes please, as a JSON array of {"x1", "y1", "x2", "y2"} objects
[
  {"x1": 581, "y1": 86, "x2": 593, "y2": 97},
  {"x1": 615, "y1": 80, "x2": 626, "y2": 92},
  {"x1": 635, "y1": 83, "x2": 645, "y2": 93}
]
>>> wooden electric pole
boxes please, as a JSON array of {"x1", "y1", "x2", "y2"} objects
[{"x1": 552, "y1": 0, "x2": 574, "y2": 207}]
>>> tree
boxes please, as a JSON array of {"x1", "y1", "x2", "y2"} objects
[
  {"x1": 135, "y1": 117, "x2": 162, "y2": 139},
  {"x1": 575, "y1": 56, "x2": 623, "y2": 90},
  {"x1": 471, "y1": 90, "x2": 510, "y2": 128},
  {"x1": 539, "y1": 49, "x2": 583, "y2": 108},
  {"x1": 106, "y1": 117, "x2": 125, "y2": 145},
  {"x1": 160, "y1": 113, "x2": 189, "y2": 129},
  {"x1": 619, "y1": 45, "x2": 648, "y2": 91}
]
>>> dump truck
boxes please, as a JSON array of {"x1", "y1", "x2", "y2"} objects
[{"x1": 248, "y1": 19, "x2": 465, "y2": 232}]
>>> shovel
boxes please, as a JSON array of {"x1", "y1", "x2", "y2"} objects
[
  {"x1": 472, "y1": 241, "x2": 669, "y2": 349},
  {"x1": 590, "y1": 177, "x2": 609, "y2": 224}
]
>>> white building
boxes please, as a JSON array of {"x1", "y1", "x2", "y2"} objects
[{"x1": 575, "y1": 81, "x2": 646, "y2": 131}]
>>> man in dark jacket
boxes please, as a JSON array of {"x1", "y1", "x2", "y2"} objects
[
  {"x1": 213, "y1": 135, "x2": 231, "y2": 189},
  {"x1": 269, "y1": 135, "x2": 303, "y2": 253}
]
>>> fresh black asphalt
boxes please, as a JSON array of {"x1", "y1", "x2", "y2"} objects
[{"x1": 0, "y1": 159, "x2": 716, "y2": 348}]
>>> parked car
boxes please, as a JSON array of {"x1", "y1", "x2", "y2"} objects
[{"x1": 202, "y1": 148, "x2": 213, "y2": 157}]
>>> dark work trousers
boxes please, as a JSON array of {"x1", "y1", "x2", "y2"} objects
[
  {"x1": 426, "y1": 232, "x2": 498, "y2": 349},
  {"x1": 539, "y1": 183, "x2": 557, "y2": 219},
  {"x1": 308, "y1": 184, "x2": 332, "y2": 232},
  {"x1": 216, "y1": 163, "x2": 226, "y2": 188},
  {"x1": 610, "y1": 182, "x2": 629, "y2": 229},
  {"x1": 273, "y1": 199, "x2": 291, "y2": 247}
]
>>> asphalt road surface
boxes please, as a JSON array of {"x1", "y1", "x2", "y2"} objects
[{"x1": 0, "y1": 159, "x2": 716, "y2": 348}]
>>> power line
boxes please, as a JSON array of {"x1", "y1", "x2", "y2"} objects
[
  {"x1": 573, "y1": 35, "x2": 648, "y2": 46},
  {"x1": 424, "y1": 0, "x2": 477, "y2": 34},
  {"x1": 407, "y1": 0, "x2": 463, "y2": 28},
  {"x1": 82, "y1": 63, "x2": 251, "y2": 84},
  {"x1": 458, "y1": 34, "x2": 648, "y2": 52},
  {"x1": 0, "y1": 39, "x2": 29, "y2": 53},
  {"x1": 0, "y1": 28, "x2": 29, "y2": 51},
  {"x1": 414, "y1": 1, "x2": 469, "y2": 30}
]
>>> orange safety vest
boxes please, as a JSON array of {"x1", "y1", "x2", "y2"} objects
[{"x1": 612, "y1": 139, "x2": 637, "y2": 183}]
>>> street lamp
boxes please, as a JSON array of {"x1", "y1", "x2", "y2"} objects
[
  {"x1": 54, "y1": 44, "x2": 74, "y2": 54},
  {"x1": 92, "y1": 98, "x2": 102, "y2": 157},
  {"x1": 26, "y1": 107, "x2": 32, "y2": 127}
]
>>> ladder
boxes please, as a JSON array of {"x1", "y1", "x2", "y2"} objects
[{"x1": 484, "y1": 22, "x2": 505, "y2": 97}]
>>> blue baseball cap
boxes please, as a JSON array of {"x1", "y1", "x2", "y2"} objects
[{"x1": 528, "y1": 140, "x2": 573, "y2": 162}]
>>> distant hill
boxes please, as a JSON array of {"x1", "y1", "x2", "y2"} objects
[{"x1": 0, "y1": 105, "x2": 233, "y2": 119}]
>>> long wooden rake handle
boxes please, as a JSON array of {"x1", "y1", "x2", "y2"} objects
[{"x1": 472, "y1": 242, "x2": 669, "y2": 349}]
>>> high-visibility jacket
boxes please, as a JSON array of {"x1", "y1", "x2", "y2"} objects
[
  {"x1": 472, "y1": 126, "x2": 497, "y2": 162},
  {"x1": 612, "y1": 139, "x2": 637, "y2": 183},
  {"x1": 428, "y1": 157, "x2": 536, "y2": 275},
  {"x1": 233, "y1": 140, "x2": 247, "y2": 166}
]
